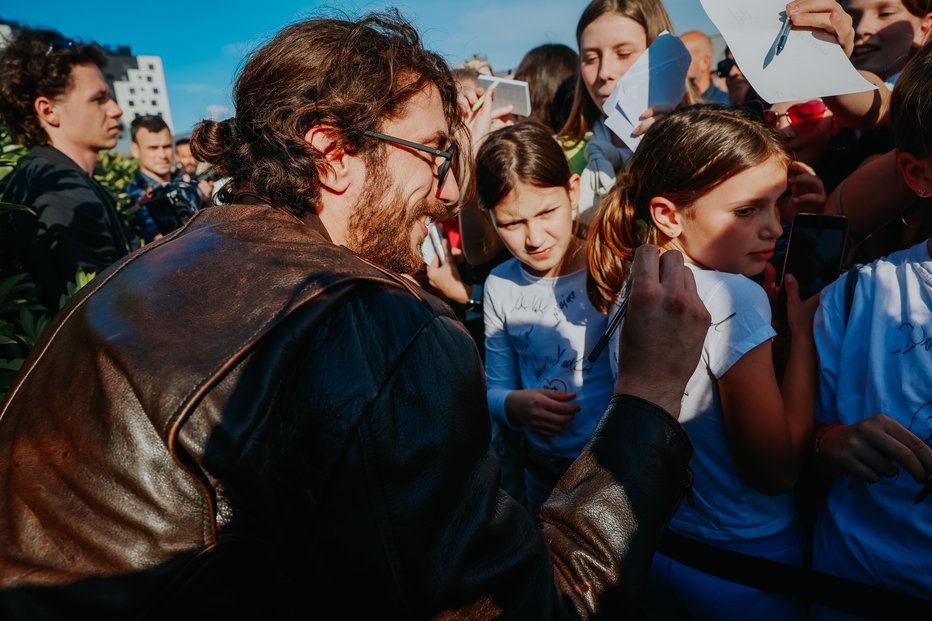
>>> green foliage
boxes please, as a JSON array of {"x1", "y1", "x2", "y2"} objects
[{"x1": 95, "y1": 150, "x2": 140, "y2": 224}]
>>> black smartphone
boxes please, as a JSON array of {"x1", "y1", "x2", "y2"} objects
[{"x1": 780, "y1": 214, "x2": 849, "y2": 300}]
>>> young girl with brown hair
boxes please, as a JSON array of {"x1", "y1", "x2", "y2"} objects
[
  {"x1": 477, "y1": 121, "x2": 615, "y2": 512},
  {"x1": 588, "y1": 105, "x2": 818, "y2": 619}
]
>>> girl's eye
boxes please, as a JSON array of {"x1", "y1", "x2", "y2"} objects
[
  {"x1": 734, "y1": 207, "x2": 755, "y2": 217},
  {"x1": 582, "y1": 55, "x2": 599, "y2": 65}
]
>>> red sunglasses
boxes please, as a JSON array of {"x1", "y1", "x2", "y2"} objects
[{"x1": 763, "y1": 100, "x2": 828, "y2": 130}]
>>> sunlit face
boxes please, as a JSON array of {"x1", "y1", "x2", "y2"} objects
[
  {"x1": 579, "y1": 13, "x2": 649, "y2": 111},
  {"x1": 490, "y1": 177, "x2": 581, "y2": 278},
  {"x1": 667, "y1": 158, "x2": 787, "y2": 277},
  {"x1": 50, "y1": 63, "x2": 123, "y2": 154},
  {"x1": 345, "y1": 84, "x2": 460, "y2": 274},
  {"x1": 845, "y1": 0, "x2": 931, "y2": 78},
  {"x1": 131, "y1": 127, "x2": 173, "y2": 180},
  {"x1": 175, "y1": 142, "x2": 197, "y2": 174},
  {"x1": 766, "y1": 100, "x2": 834, "y2": 167}
]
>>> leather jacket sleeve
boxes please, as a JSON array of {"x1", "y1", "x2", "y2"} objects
[{"x1": 274, "y1": 283, "x2": 693, "y2": 620}]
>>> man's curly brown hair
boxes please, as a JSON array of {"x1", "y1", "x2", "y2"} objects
[
  {"x1": 190, "y1": 10, "x2": 468, "y2": 217},
  {"x1": 0, "y1": 28, "x2": 108, "y2": 147}
]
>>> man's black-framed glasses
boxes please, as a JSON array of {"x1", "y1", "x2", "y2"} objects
[{"x1": 364, "y1": 130, "x2": 457, "y2": 197}]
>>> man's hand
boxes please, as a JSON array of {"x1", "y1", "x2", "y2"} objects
[
  {"x1": 613, "y1": 246, "x2": 710, "y2": 419},
  {"x1": 819, "y1": 415, "x2": 932, "y2": 483},
  {"x1": 505, "y1": 389, "x2": 580, "y2": 437}
]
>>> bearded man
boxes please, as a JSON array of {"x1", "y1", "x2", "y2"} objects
[{"x1": 0, "y1": 12, "x2": 710, "y2": 619}]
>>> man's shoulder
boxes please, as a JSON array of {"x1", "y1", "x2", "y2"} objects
[{"x1": 3, "y1": 146, "x2": 95, "y2": 205}]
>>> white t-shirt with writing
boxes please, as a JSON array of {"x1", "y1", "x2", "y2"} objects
[
  {"x1": 483, "y1": 260, "x2": 613, "y2": 460},
  {"x1": 653, "y1": 266, "x2": 792, "y2": 540},
  {"x1": 812, "y1": 241, "x2": 932, "y2": 598}
]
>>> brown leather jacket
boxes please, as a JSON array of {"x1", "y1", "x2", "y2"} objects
[{"x1": 0, "y1": 202, "x2": 693, "y2": 619}]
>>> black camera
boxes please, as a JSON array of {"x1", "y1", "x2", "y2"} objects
[{"x1": 139, "y1": 180, "x2": 203, "y2": 236}]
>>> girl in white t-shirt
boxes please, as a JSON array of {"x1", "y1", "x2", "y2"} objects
[
  {"x1": 588, "y1": 105, "x2": 819, "y2": 620},
  {"x1": 477, "y1": 121, "x2": 614, "y2": 513}
]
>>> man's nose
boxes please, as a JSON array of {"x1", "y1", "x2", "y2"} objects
[{"x1": 437, "y1": 170, "x2": 460, "y2": 208}]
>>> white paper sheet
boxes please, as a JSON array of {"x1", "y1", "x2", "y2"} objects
[
  {"x1": 699, "y1": 0, "x2": 876, "y2": 103},
  {"x1": 601, "y1": 31, "x2": 690, "y2": 152},
  {"x1": 478, "y1": 74, "x2": 532, "y2": 117}
]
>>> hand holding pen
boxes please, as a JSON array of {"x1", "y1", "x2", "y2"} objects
[
  {"x1": 781, "y1": 1, "x2": 855, "y2": 57},
  {"x1": 608, "y1": 247, "x2": 709, "y2": 420},
  {"x1": 461, "y1": 81, "x2": 513, "y2": 155}
]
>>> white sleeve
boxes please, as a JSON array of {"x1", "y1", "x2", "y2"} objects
[
  {"x1": 483, "y1": 278, "x2": 521, "y2": 430},
  {"x1": 703, "y1": 276, "x2": 777, "y2": 379}
]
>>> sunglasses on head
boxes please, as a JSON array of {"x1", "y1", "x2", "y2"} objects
[
  {"x1": 763, "y1": 100, "x2": 828, "y2": 130},
  {"x1": 45, "y1": 37, "x2": 78, "y2": 56},
  {"x1": 716, "y1": 58, "x2": 736, "y2": 78}
]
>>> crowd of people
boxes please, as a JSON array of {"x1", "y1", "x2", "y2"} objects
[{"x1": 0, "y1": 0, "x2": 930, "y2": 619}]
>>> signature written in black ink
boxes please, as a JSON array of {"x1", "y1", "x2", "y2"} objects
[
  {"x1": 512, "y1": 294, "x2": 548, "y2": 314},
  {"x1": 891, "y1": 322, "x2": 932, "y2": 356},
  {"x1": 712, "y1": 312, "x2": 737, "y2": 333}
]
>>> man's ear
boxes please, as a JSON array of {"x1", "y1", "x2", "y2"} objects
[
  {"x1": 34, "y1": 96, "x2": 59, "y2": 129},
  {"x1": 648, "y1": 196, "x2": 683, "y2": 238},
  {"x1": 130, "y1": 141, "x2": 140, "y2": 159},
  {"x1": 896, "y1": 150, "x2": 932, "y2": 199},
  {"x1": 304, "y1": 125, "x2": 355, "y2": 194}
]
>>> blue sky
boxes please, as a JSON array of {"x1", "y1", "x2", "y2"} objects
[{"x1": 2, "y1": 1, "x2": 718, "y2": 135}]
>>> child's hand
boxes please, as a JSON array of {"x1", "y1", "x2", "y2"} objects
[
  {"x1": 505, "y1": 389, "x2": 580, "y2": 437},
  {"x1": 426, "y1": 239, "x2": 470, "y2": 304},
  {"x1": 785, "y1": 160, "x2": 827, "y2": 219},
  {"x1": 786, "y1": 0, "x2": 855, "y2": 57},
  {"x1": 632, "y1": 103, "x2": 675, "y2": 137},
  {"x1": 761, "y1": 262, "x2": 779, "y2": 309},
  {"x1": 463, "y1": 88, "x2": 514, "y2": 155},
  {"x1": 782, "y1": 273, "x2": 820, "y2": 338},
  {"x1": 818, "y1": 416, "x2": 932, "y2": 484}
]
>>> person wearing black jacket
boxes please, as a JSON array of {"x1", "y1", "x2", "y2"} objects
[
  {"x1": 0, "y1": 29, "x2": 134, "y2": 312},
  {"x1": 0, "y1": 13, "x2": 711, "y2": 619}
]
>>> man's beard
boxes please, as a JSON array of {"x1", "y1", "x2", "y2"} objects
[{"x1": 345, "y1": 163, "x2": 446, "y2": 275}]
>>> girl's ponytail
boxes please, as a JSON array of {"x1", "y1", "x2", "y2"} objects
[
  {"x1": 586, "y1": 174, "x2": 657, "y2": 313},
  {"x1": 586, "y1": 104, "x2": 790, "y2": 313}
]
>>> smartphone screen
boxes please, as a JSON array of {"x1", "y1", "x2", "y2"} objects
[{"x1": 780, "y1": 214, "x2": 849, "y2": 299}]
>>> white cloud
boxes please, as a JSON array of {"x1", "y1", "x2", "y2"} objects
[{"x1": 206, "y1": 104, "x2": 232, "y2": 120}]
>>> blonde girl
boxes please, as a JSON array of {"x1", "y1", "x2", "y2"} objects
[{"x1": 559, "y1": 0, "x2": 693, "y2": 223}]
